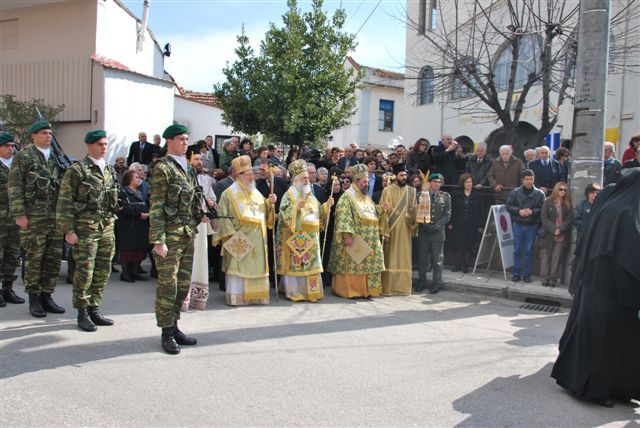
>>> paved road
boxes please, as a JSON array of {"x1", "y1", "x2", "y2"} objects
[{"x1": 1, "y1": 271, "x2": 638, "y2": 427}]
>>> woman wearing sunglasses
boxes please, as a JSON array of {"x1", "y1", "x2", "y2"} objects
[{"x1": 539, "y1": 182, "x2": 574, "y2": 287}]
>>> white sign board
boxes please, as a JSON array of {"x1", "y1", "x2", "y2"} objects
[{"x1": 473, "y1": 205, "x2": 514, "y2": 280}]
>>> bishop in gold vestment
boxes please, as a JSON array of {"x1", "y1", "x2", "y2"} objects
[
  {"x1": 276, "y1": 160, "x2": 333, "y2": 302},
  {"x1": 380, "y1": 165, "x2": 417, "y2": 296},
  {"x1": 327, "y1": 164, "x2": 388, "y2": 298},
  {"x1": 214, "y1": 156, "x2": 276, "y2": 306}
]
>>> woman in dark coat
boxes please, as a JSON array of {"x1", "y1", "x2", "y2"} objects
[
  {"x1": 116, "y1": 170, "x2": 150, "y2": 282},
  {"x1": 551, "y1": 168, "x2": 640, "y2": 408},
  {"x1": 539, "y1": 182, "x2": 574, "y2": 287},
  {"x1": 447, "y1": 173, "x2": 485, "y2": 273}
]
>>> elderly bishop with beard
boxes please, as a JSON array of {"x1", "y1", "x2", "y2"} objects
[
  {"x1": 276, "y1": 160, "x2": 334, "y2": 302},
  {"x1": 214, "y1": 155, "x2": 277, "y2": 305},
  {"x1": 380, "y1": 164, "x2": 417, "y2": 296},
  {"x1": 328, "y1": 163, "x2": 389, "y2": 298}
]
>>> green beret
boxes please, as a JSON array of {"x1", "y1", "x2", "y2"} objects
[
  {"x1": 162, "y1": 124, "x2": 188, "y2": 139},
  {"x1": 28, "y1": 120, "x2": 52, "y2": 134},
  {"x1": 0, "y1": 133, "x2": 14, "y2": 146},
  {"x1": 428, "y1": 173, "x2": 444, "y2": 182},
  {"x1": 84, "y1": 129, "x2": 107, "y2": 144}
]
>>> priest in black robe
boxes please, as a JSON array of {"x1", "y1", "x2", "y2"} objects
[{"x1": 551, "y1": 168, "x2": 640, "y2": 407}]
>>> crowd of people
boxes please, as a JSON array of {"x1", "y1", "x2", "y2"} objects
[{"x1": 1, "y1": 124, "x2": 639, "y2": 348}]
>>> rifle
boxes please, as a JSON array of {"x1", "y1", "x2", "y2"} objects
[{"x1": 35, "y1": 107, "x2": 72, "y2": 170}]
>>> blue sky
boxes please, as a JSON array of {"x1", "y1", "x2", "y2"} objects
[{"x1": 122, "y1": 0, "x2": 406, "y2": 92}]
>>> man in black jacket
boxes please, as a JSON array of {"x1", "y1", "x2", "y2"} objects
[
  {"x1": 306, "y1": 163, "x2": 327, "y2": 203},
  {"x1": 528, "y1": 146, "x2": 561, "y2": 194},
  {"x1": 430, "y1": 134, "x2": 458, "y2": 185},
  {"x1": 505, "y1": 169, "x2": 545, "y2": 283},
  {"x1": 465, "y1": 142, "x2": 492, "y2": 187},
  {"x1": 127, "y1": 132, "x2": 156, "y2": 165}
]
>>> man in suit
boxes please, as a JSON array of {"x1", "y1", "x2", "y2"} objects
[
  {"x1": 528, "y1": 146, "x2": 561, "y2": 194},
  {"x1": 126, "y1": 132, "x2": 156, "y2": 165},
  {"x1": 255, "y1": 159, "x2": 289, "y2": 211},
  {"x1": 430, "y1": 134, "x2": 459, "y2": 185},
  {"x1": 414, "y1": 173, "x2": 451, "y2": 294},
  {"x1": 307, "y1": 163, "x2": 327, "y2": 203},
  {"x1": 465, "y1": 142, "x2": 492, "y2": 188},
  {"x1": 213, "y1": 165, "x2": 236, "y2": 201},
  {"x1": 363, "y1": 156, "x2": 383, "y2": 198}
]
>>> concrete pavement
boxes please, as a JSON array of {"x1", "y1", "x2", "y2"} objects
[{"x1": 1, "y1": 266, "x2": 638, "y2": 427}]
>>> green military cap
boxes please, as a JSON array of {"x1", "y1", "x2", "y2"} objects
[
  {"x1": 162, "y1": 124, "x2": 188, "y2": 139},
  {"x1": 84, "y1": 129, "x2": 107, "y2": 144},
  {"x1": 0, "y1": 133, "x2": 15, "y2": 146},
  {"x1": 428, "y1": 173, "x2": 444, "y2": 181},
  {"x1": 28, "y1": 120, "x2": 52, "y2": 134}
]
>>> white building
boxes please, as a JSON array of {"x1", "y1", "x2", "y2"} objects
[
  {"x1": 330, "y1": 57, "x2": 405, "y2": 151},
  {"x1": 174, "y1": 89, "x2": 235, "y2": 149},
  {"x1": 0, "y1": 0, "x2": 229, "y2": 162},
  {"x1": 402, "y1": 0, "x2": 640, "y2": 157}
]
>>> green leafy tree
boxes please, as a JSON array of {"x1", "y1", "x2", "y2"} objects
[
  {"x1": 0, "y1": 94, "x2": 65, "y2": 149},
  {"x1": 214, "y1": 0, "x2": 361, "y2": 149}
]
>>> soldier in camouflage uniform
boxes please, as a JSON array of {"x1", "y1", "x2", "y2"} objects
[
  {"x1": 150, "y1": 124, "x2": 206, "y2": 355},
  {"x1": 56, "y1": 130, "x2": 119, "y2": 332},
  {"x1": 8, "y1": 120, "x2": 65, "y2": 317},
  {"x1": 0, "y1": 133, "x2": 25, "y2": 307}
]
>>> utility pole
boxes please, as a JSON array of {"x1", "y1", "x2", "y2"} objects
[{"x1": 566, "y1": 0, "x2": 611, "y2": 286}]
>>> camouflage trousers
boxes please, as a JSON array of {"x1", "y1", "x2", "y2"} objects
[
  {"x1": 72, "y1": 221, "x2": 115, "y2": 308},
  {"x1": 0, "y1": 220, "x2": 20, "y2": 283},
  {"x1": 20, "y1": 217, "x2": 62, "y2": 294},
  {"x1": 153, "y1": 232, "x2": 195, "y2": 328}
]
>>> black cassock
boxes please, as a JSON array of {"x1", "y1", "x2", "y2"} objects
[{"x1": 551, "y1": 168, "x2": 640, "y2": 404}]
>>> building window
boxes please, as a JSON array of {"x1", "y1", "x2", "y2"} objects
[
  {"x1": 451, "y1": 57, "x2": 478, "y2": 100},
  {"x1": 0, "y1": 19, "x2": 19, "y2": 51},
  {"x1": 418, "y1": 66, "x2": 435, "y2": 105},
  {"x1": 378, "y1": 100, "x2": 394, "y2": 132},
  {"x1": 418, "y1": 0, "x2": 438, "y2": 33},
  {"x1": 493, "y1": 35, "x2": 541, "y2": 92}
]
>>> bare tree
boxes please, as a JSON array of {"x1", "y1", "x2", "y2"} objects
[{"x1": 405, "y1": 0, "x2": 639, "y2": 155}]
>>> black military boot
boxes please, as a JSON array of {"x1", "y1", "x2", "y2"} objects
[
  {"x1": 3, "y1": 281, "x2": 25, "y2": 304},
  {"x1": 77, "y1": 308, "x2": 97, "y2": 332},
  {"x1": 88, "y1": 306, "x2": 114, "y2": 326},
  {"x1": 40, "y1": 293, "x2": 65, "y2": 314},
  {"x1": 161, "y1": 327, "x2": 180, "y2": 355},
  {"x1": 173, "y1": 321, "x2": 197, "y2": 346},
  {"x1": 28, "y1": 293, "x2": 46, "y2": 318}
]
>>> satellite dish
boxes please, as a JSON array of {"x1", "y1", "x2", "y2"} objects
[{"x1": 163, "y1": 43, "x2": 171, "y2": 57}]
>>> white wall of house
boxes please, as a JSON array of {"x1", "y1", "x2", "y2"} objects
[
  {"x1": 173, "y1": 96, "x2": 234, "y2": 142},
  {"x1": 102, "y1": 68, "x2": 174, "y2": 162},
  {"x1": 95, "y1": 0, "x2": 165, "y2": 78}
]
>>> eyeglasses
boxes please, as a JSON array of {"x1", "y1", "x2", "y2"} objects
[{"x1": 559, "y1": 188, "x2": 567, "y2": 192}]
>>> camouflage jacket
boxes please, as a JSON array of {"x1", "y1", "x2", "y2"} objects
[
  {"x1": 149, "y1": 156, "x2": 203, "y2": 244},
  {"x1": 8, "y1": 144, "x2": 63, "y2": 220},
  {"x1": 56, "y1": 157, "x2": 119, "y2": 235},
  {"x1": 0, "y1": 160, "x2": 11, "y2": 222}
]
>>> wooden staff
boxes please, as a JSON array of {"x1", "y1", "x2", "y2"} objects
[
  {"x1": 321, "y1": 174, "x2": 338, "y2": 261},
  {"x1": 268, "y1": 167, "x2": 279, "y2": 302}
]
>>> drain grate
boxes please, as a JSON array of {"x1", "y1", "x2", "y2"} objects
[{"x1": 519, "y1": 303, "x2": 560, "y2": 313}]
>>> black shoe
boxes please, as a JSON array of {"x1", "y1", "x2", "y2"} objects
[
  {"x1": 173, "y1": 322, "x2": 197, "y2": 346},
  {"x1": 66, "y1": 276, "x2": 73, "y2": 284},
  {"x1": 523, "y1": 276, "x2": 532, "y2": 283},
  {"x1": 28, "y1": 293, "x2": 46, "y2": 318},
  {"x1": 161, "y1": 327, "x2": 180, "y2": 354},
  {"x1": 0, "y1": 293, "x2": 5, "y2": 307},
  {"x1": 40, "y1": 293, "x2": 65, "y2": 314},
  {"x1": 512, "y1": 275, "x2": 521, "y2": 282},
  {"x1": 462, "y1": 266, "x2": 469, "y2": 274},
  {"x1": 88, "y1": 306, "x2": 114, "y2": 326},
  {"x1": 3, "y1": 282, "x2": 25, "y2": 304},
  {"x1": 429, "y1": 285, "x2": 440, "y2": 294},
  {"x1": 451, "y1": 266, "x2": 461, "y2": 272},
  {"x1": 77, "y1": 308, "x2": 97, "y2": 332},
  {"x1": 592, "y1": 398, "x2": 614, "y2": 408},
  {"x1": 218, "y1": 282, "x2": 226, "y2": 291},
  {"x1": 120, "y1": 273, "x2": 135, "y2": 283}
]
